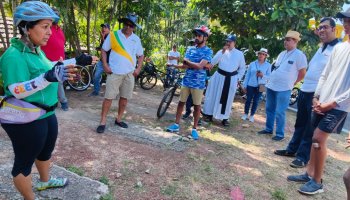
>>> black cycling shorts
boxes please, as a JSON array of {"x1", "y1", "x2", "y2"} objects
[{"x1": 1, "y1": 114, "x2": 58, "y2": 177}]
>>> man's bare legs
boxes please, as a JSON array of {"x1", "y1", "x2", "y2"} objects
[{"x1": 116, "y1": 97, "x2": 128, "y2": 122}]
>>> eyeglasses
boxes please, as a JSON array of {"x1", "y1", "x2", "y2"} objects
[
  {"x1": 317, "y1": 25, "x2": 331, "y2": 31},
  {"x1": 194, "y1": 34, "x2": 203, "y2": 38},
  {"x1": 124, "y1": 23, "x2": 135, "y2": 28}
]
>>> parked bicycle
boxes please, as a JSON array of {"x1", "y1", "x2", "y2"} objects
[
  {"x1": 156, "y1": 72, "x2": 184, "y2": 118},
  {"x1": 139, "y1": 60, "x2": 180, "y2": 91},
  {"x1": 289, "y1": 87, "x2": 300, "y2": 106}
]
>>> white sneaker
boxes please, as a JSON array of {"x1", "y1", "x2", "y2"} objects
[
  {"x1": 241, "y1": 114, "x2": 248, "y2": 120},
  {"x1": 249, "y1": 116, "x2": 254, "y2": 122}
]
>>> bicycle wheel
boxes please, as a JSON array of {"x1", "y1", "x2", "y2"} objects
[
  {"x1": 140, "y1": 73, "x2": 157, "y2": 90},
  {"x1": 157, "y1": 87, "x2": 176, "y2": 118},
  {"x1": 289, "y1": 87, "x2": 300, "y2": 106},
  {"x1": 67, "y1": 65, "x2": 91, "y2": 91}
]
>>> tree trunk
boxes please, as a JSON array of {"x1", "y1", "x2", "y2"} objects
[
  {"x1": 69, "y1": 3, "x2": 81, "y2": 53},
  {"x1": 109, "y1": 0, "x2": 118, "y2": 24},
  {"x1": 86, "y1": 0, "x2": 92, "y2": 54},
  {"x1": 0, "y1": 1, "x2": 10, "y2": 48}
]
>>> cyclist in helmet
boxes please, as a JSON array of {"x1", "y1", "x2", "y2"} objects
[
  {"x1": 0, "y1": 1, "x2": 76, "y2": 199},
  {"x1": 166, "y1": 25, "x2": 213, "y2": 140}
]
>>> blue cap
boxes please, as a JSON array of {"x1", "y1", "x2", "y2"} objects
[{"x1": 225, "y1": 34, "x2": 236, "y2": 42}]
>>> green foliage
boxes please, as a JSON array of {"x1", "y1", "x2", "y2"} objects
[
  {"x1": 67, "y1": 165, "x2": 84, "y2": 176},
  {"x1": 161, "y1": 183, "x2": 178, "y2": 196},
  {"x1": 99, "y1": 192, "x2": 114, "y2": 200}
]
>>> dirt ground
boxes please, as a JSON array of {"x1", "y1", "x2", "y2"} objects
[{"x1": 1, "y1": 83, "x2": 349, "y2": 200}]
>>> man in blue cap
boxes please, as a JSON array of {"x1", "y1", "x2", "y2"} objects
[{"x1": 202, "y1": 34, "x2": 246, "y2": 126}]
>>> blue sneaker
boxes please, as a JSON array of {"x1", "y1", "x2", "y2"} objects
[
  {"x1": 287, "y1": 172, "x2": 311, "y2": 183},
  {"x1": 298, "y1": 179, "x2": 324, "y2": 195},
  {"x1": 166, "y1": 123, "x2": 179, "y2": 132},
  {"x1": 191, "y1": 129, "x2": 199, "y2": 140}
]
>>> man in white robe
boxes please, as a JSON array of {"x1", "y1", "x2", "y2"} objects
[{"x1": 202, "y1": 35, "x2": 246, "y2": 126}]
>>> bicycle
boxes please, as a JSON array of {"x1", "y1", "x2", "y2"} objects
[
  {"x1": 139, "y1": 60, "x2": 179, "y2": 91},
  {"x1": 156, "y1": 72, "x2": 184, "y2": 118},
  {"x1": 65, "y1": 64, "x2": 92, "y2": 91},
  {"x1": 289, "y1": 87, "x2": 300, "y2": 106}
]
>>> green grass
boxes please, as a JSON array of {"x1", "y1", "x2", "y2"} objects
[
  {"x1": 99, "y1": 176, "x2": 109, "y2": 186},
  {"x1": 99, "y1": 192, "x2": 114, "y2": 200},
  {"x1": 67, "y1": 165, "x2": 84, "y2": 176},
  {"x1": 161, "y1": 183, "x2": 178, "y2": 196},
  {"x1": 271, "y1": 188, "x2": 287, "y2": 200}
]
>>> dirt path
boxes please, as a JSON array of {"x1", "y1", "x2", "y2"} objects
[{"x1": 1, "y1": 84, "x2": 349, "y2": 200}]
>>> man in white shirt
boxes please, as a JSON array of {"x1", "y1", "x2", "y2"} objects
[
  {"x1": 274, "y1": 18, "x2": 339, "y2": 168},
  {"x1": 288, "y1": 10, "x2": 350, "y2": 195},
  {"x1": 202, "y1": 35, "x2": 246, "y2": 126},
  {"x1": 96, "y1": 13, "x2": 144, "y2": 133},
  {"x1": 165, "y1": 44, "x2": 180, "y2": 88},
  {"x1": 258, "y1": 30, "x2": 307, "y2": 141}
]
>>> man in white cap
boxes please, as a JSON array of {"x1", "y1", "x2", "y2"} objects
[
  {"x1": 258, "y1": 30, "x2": 307, "y2": 141},
  {"x1": 288, "y1": 10, "x2": 350, "y2": 196},
  {"x1": 96, "y1": 13, "x2": 144, "y2": 133},
  {"x1": 202, "y1": 34, "x2": 246, "y2": 126},
  {"x1": 274, "y1": 17, "x2": 340, "y2": 168}
]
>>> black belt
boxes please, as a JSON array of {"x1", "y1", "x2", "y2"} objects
[
  {"x1": 218, "y1": 68, "x2": 238, "y2": 114},
  {"x1": 31, "y1": 102, "x2": 58, "y2": 112}
]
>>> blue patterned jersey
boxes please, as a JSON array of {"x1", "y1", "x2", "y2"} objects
[{"x1": 182, "y1": 46, "x2": 212, "y2": 89}]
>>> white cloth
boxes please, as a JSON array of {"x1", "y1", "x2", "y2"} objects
[
  {"x1": 211, "y1": 48, "x2": 246, "y2": 80},
  {"x1": 301, "y1": 44, "x2": 336, "y2": 92},
  {"x1": 243, "y1": 60, "x2": 271, "y2": 88},
  {"x1": 315, "y1": 42, "x2": 350, "y2": 112},
  {"x1": 102, "y1": 30, "x2": 143, "y2": 75},
  {"x1": 203, "y1": 48, "x2": 246, "y2": 120},
  {"x1": 266, "y1": 48, "x2": 307, "y2": 91},
  {"x1": 167, "y1": 50, "x2": 180, "y2": 65}
]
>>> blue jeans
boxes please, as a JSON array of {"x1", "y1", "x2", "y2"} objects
[
  {"x1": 286, "y1": 91, "x2": 314, "y2": 163},
  {"x1": 244, "y1": 85, "x2": 262, "y2": 116},
  {"x1": 58, "y1": 82, "x2": 67, "y2": 104},
  {"x1": 93, "y1": 61, "x2": 104, "y2": 93},
  {"x1": 265, "y1": 88, "x2": 291, "y2": 137}
]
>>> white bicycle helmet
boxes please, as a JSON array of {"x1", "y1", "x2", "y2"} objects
[{"x1": 14, "y1": 1, "x2": 59, "y2": 27}]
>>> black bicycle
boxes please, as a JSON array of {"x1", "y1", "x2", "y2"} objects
[
  {"x1": 289, "y1": 87, "x2": 300, "y2": 106},
  {"x1": 156, "y1": 72, "x2": 184, "y2": 118},
  {"x1": 139, "y1": 60, "x2": 179, "y2": 91}
]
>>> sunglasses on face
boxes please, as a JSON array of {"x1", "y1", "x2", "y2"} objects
[
  {"x1": 124, "y1": 23, "x2": 135, "y2": 28},
  {"x1": 317, "y1": 25, "x2": 331, "y2": 31}
]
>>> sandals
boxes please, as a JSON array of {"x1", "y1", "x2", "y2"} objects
[
  {"x1": 115, "y1": 120, "x2": 128, "y2": 128},
  {"x1": 35, "y1": 177, "x2": 68, "y2": 191}
]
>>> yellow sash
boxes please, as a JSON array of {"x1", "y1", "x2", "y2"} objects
[{"x1": 110, "y1": 31, "x2": 134, "y2": 65}]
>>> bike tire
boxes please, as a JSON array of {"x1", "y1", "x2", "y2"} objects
[
  {"x1": 157, "y1": 87, "x2": 176, "y2": 118},
  {"x1": 289, "y1": 87, "x2": 300, "y2": 106},
  {"x1": 140, "y1": 73, "x2": 157, "y2": 90},
  {"x1": 67, "y1": 65, "x2": 91, "y2": 91}
]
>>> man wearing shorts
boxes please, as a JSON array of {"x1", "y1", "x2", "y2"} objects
[
  {"x1": 287, "y1": 10, "x2": 350, "y2": 195},
  {"x1": 96, "y1": 13, "x2": 144, "y2": 133},
  {"x1": 166, "y1": 25, "x2": 213, "y2": 140}
]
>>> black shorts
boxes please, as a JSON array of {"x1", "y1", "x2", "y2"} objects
[
  {"x1": 1, "y1": 114, "x2": 58, "y2": 177},
  {"x1": 311, "y1": 109, "x2": 347, "y2": 134}
]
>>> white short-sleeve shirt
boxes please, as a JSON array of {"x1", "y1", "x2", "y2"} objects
[
  {"x1": 266, "y1": 48, "x2": 307, "y2": 91},
  {"x1": 102, "y1": 30, "x2": 143, "y2": 75},
  {"x1": 167, "y1": 51, "x2": 180, "y2": 65}
]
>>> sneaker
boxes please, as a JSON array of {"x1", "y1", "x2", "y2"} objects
[
  {"x1": 272, "y1": 136, "x2": 285, "y2": 141},
  {"x1": 222, "y1": 119, "x2": 230, "y2": 126},
  {"x1": 96, "y1": 125, "x2": 106, "y2": 133},
  {"x1": 115, "y1": 120, "x2": 128, "y2": 128},
  {"x1": 274, "y1": 149, "x2": 296, "y2": 157},
  {"x1": 241, "y1": 114, "x2": 248, "y2": 120},
  {"x1": 61, "y1": 102, "x2": 68, "y2": 111},
  {"x1": 166, "y1": 123, "x2": 180, "y2": 132},
  {"x1": 298, "y1": 179, "x2": 324, "y2": 195},
  {"x1": 182, "y1": 112, "x2": 191, "y2": 119},
  {"x1": 257, "y1": 130, "x2": 272, "y2": 135},
  {"x1": 249, "y1": 116, "x2": 254, "y2": 122},
  {"x1": 290, "y1": 159, "x2": 306, "y2": 168},
  {"x1": 287, "y1": 172, "x2": 311, "y2": 183},
  {"x1": 88, "y1": 91, "x2": 99, "y2": 97},
  {"x1": 203, "y1": 115, "x2": 213, "y2": 122},
  {"x1": 35, "y1": 177, "x2": 68, "y2": 191},
  {"x1": 191, "y1": 129, "x2": 199, "y2": 140}
]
